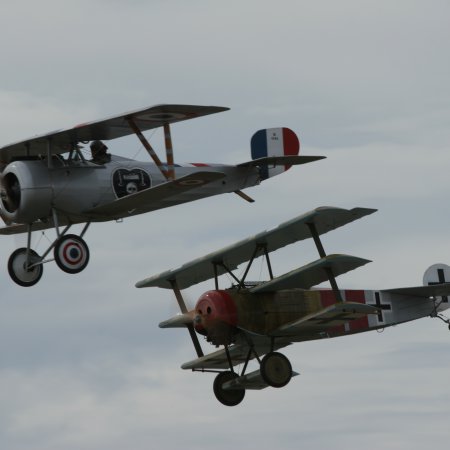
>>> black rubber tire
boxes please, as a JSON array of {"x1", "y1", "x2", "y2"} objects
[
  {"x1": 8, "y1": 248, "x2": 43, "y2": 287},
  {"x1": 213, "y1": 371, "x2": 245, "y2": 406},
  {"x1": 260, "y1": 352, "x2": 292, "y2": 388},
  {"x1": 54, "y1": 234, "x2": 90, "y2": 274}
]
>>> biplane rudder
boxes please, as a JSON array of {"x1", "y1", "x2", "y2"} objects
[{"x1": 250, "y1": 127, "x2": 299, "y2": 180}]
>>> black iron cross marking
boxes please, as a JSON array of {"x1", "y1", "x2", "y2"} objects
[
  {"x1": 428, "y1": 268, "x2": 449, "y2": 303},
  {"x1": 369, "y1": 292, "x2": 392, "y2": 323}
]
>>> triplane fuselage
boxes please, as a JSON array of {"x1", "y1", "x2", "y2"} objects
[
  {"x1": 0, "y1": 104, "x2": 324, "y2": 286},
  {"x1": 136, "y1": 207, "x2": 450, "y2": 406}
]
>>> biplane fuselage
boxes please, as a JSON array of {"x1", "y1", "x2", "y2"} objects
[{"x1": 2, "y1": 156, "x2": 260, "y2": 225}]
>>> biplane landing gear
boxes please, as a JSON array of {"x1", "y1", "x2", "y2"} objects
[
  {"x1": 54, "y1": 234, "x2": 90, "y2": 274},
  {"x1": 8, "y1": 248, "x2": 43, "y2": 287},
  {"x1": 213, "y1": 371, "x2": 246, "y2": 407},
  {"x1": 260, "y1": 352, "x2": 293, "y2": 388}
]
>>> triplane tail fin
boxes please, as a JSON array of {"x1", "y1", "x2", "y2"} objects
[{"x1": 423, "y1": 263, "x2": 450, "y2": 286}]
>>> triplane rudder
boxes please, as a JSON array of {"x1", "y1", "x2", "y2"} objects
[{"x1": 136, "y1": 206, "x2": 450, "y2": 406}]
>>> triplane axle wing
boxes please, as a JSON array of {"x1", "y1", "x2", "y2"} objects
[{"x1": 137, "y1": 206, "x2": 450, "y2": 406}]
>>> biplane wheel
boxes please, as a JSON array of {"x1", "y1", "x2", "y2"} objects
[
  {"x1": 213, "y1": 371, "x2": 245, "y2": 407},
  {"x1": 260, "y1": 352, "x2": 292, "y2": 388},
  {"x1": 8, "y1": 248, "x2": 43, "y2": 287},
  {"x1": 54, "y1": 234, "x2": 90, "y2": 274}
]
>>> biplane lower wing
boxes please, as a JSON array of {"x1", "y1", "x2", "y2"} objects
[
  {"x1": 0, "y1": 217, "x2": 70, "y2": 236},
  {"x1": 250, "y1": 254, "x2": 371, "y2": 293},
  {"x1": 85, "y1": 171, "x2": 226, "y2": 218},
  {"x1": 136, "y1": 206, "x2": 377, "y2": 290},
  {"x1": 271, "y1": 301, "x2": 379, "y2": 337}
]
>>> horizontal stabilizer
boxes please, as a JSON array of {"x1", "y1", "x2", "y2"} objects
[
  {"x1": 85, "y1": 171, "x2": 225, "y2": 218},
  {"x1": 222, "y1": 369, "x2": 299, "y2": 391},
  {"x1": 238, "y1": 155, "x2": 325, "y2": 168},
  {"x1": 272, "y1": 301, "x2": 379, "y2": 337},
  {"x1": 250, "y1": 254, "x2": 371, "y2": 293},
  {"x1": 137, "y1": 206, "x2": 376, "y2": 289},
  {"x1": 383, "y1": 283, "x2": 450, "y2": 297}
]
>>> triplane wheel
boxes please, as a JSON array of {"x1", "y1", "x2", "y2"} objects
[
  {"x1": 54, "y1": 234, "x2": 90, "y2": 274},
  {"x1": 8, "y1": 248, "x2": 43, "y2": 287},
  {"x1": 260, "y1": 352, "x2": 293, "y2": 388},
  {"x1": 213, "y1": 371, "x2": 245, "y2": 406}
]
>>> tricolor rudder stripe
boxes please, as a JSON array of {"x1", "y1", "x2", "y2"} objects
[{"x1": 250, "y1": 127, "x2": 300, "y2": 179}]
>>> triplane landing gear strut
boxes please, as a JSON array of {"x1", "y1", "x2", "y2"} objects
[{"x1": 211, "y1": 341, "x2": 295, "y2": 407}]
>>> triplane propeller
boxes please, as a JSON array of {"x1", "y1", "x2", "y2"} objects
[
  {"x1": 136, "y1": 206, "x2": 450, "y2": 406},
  {"x1": 0, "y1": 104, "x2": 324, "y2": 286}
]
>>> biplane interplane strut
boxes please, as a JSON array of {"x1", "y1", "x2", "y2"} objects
[
  {"x1": 0, "y1": 104, "x2": 324, "y2": 286},
  {"x1": 137, "y1": 206, "x2": 450, "y2": 406}
]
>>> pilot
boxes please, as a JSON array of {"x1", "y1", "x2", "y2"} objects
[{"x1": 90, "y1": 140, "x2": 111, "y2": 164}]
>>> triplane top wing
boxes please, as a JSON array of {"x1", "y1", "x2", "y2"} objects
[
  {"x1": 136, "y1": 206, "x2": 377, "y2": 290},
  {"x1": 0, "y1": 104, "x2": 228, "y2": 163}
]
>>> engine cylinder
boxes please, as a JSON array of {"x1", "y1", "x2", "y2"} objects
[{"x1": 0, "y1": 161, "x2": 53, "y2": 224}]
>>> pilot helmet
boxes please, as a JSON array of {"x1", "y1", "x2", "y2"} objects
[{"x1": 90, "y1": 140, "x2": 108, "y2": 155}]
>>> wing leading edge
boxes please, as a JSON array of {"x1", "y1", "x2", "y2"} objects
[
  {"x1": 136, "y1": 206, "x2": 377, "y2": 290},
  {"x1": 0, "y1": 104, "x2": 228, "y2": 163}
]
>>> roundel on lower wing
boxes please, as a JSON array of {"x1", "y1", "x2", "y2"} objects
[{"x1": 112, "y1": 168, "x2": 151, "y2": 198}]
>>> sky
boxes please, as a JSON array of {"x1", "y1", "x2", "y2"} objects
[{"x1": 1, "y1": 0, "x2": 450, "y2": 449}]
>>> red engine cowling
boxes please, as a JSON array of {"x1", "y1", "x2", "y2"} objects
[{"x1": 194, "y1": 290, "x2": 238, "y2": 346}]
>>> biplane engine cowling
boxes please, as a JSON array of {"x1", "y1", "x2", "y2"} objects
[
  {"x1": 0, "y1": 161, "x2": 53, "y2": 224},
  {"x1": 194, "y1": 290, "x2": 238, "y2": 346}
]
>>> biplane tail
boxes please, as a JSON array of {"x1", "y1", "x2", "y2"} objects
[{"x1": 247, "y1": 128, "x2": 323, "y2": 180}]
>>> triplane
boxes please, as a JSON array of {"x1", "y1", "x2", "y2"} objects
[
  {"x1": 136, "y1": 206, "x2": 450, "y2": 406},
  {"x1": 0, "y1": 104, "x2": 324, "y2": 286}
]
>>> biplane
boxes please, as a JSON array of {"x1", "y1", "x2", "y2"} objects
[
  {"x1": 136, "y1": 206, "x2": 450, "y2": 406},
  {"x1": 0, "y1": 104, "x2": 324, "y2": 286}
]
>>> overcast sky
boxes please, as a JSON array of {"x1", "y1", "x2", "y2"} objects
[{"x1": 1, "y1": 1, "x2": 450, "y2": 449}]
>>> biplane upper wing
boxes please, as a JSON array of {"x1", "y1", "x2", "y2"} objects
[
  {"x1": 84, "y1": 171, "x2": 226, "y2": 219},
  {"x1": 136, "y1": 206, "x2": 377, "y2": 290},
  {"x1": 250, "y1": 254, "x2": 371, "y2": 293},
  {"x1": 0, "y1": 104, "x2": 228, "y2": 163}
]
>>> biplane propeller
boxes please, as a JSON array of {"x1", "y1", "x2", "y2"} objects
[
  {"x1": 136, "y1": 206, "x2": 450, "y2": 406},
  {"x1": 0, "y1": 104, "x2": 324, "y2": 286}
]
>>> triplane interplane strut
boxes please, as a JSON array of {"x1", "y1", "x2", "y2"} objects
[
  {"x1": 136, "y1": 206, "x2": 450, "y2": 406},
  {"x1": 0, "y1": 104, "x2": 324, "y2": 286}
]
